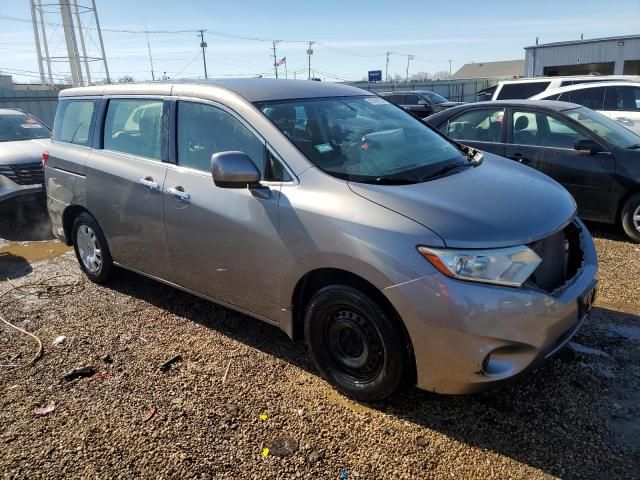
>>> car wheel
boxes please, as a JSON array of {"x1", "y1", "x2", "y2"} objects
[
  {"x1": 621, "y1": 193, "x2": 640, "y2": 243},
  {"x1": 304, "y1": 285, "x2": 410, "y2": 402},
  {"x1": 72, "y1": 212, "x2": 113, "y2": 283}
]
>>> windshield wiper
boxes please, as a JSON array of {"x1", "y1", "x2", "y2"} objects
[
  {"x1": 627, "y1": 143, "x2": 640, "y2": 149},
  {"x1": 418, "y1": 161, "x2": 472, "y2": 181},
  {"x1": 366, "y1": 176, "x2": 417, "y2": 185}
]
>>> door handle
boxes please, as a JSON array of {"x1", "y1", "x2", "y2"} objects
[
  {"x1": 139, "y1": 177, "x2": 160, "y2": 190},
  {"x1": 167, "y1": 186, "x2": 191, "y2": 201}
]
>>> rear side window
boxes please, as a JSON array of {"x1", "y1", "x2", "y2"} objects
[
  {"x1": 568, "y1": 87, "x2": 605, "y2": 110},
  {"x1": 52, "y1": 99, "x2": 99, "y2": 146},
  {"x1": 604, "y1": 86, "x2": 640, "y2": 111},
  {"x1": 104, "y1": 99, "x2": 164, "y2": 160},
  {"x1": 497, "y1": 82, "x2": 551, "y2": 100}
]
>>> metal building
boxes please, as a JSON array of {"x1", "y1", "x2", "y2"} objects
[{"x1": 525, "y1": 34, "x2": 640, "y2": 77}]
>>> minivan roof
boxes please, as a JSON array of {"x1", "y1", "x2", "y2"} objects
[{"x1": 59, "y1": 78, "x2": 371, "y2": 102}]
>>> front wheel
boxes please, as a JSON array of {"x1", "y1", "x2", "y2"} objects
[
  {"x1": 621, "y1": 193, "x2": 640, "y2": 243},
  {"x1": 304, "y1": 285, "x2": 410, "y2": 402},
  {"x1": 72, "y1": 212, "x2": 113, "y2": 283}
]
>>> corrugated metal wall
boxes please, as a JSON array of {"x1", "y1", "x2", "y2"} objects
[
  {"x1": 348, "y1": 78, "x2": 498, "y2": 102},
  {"x1": 525, "y1": 37, "x2": 640, "y2": 77},
  {"x1": 0, "y1": 88, "x2": 58, "y2": 127}
]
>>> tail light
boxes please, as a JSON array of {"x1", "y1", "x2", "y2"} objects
[{"x1": 41, "y1": 151, "x2": 49, "y2": 167}]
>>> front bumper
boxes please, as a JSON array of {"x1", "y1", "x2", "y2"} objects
[
  {"x1": 0, "y1": 174, "x2": 44, "y2": 203},
  {"x1": 383, "y1": 219, "x2": 598, "y2": 394}
]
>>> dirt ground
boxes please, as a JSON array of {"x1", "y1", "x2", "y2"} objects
[{"x1": 0, "y1": 204, "x2": 639, "y2": 479}]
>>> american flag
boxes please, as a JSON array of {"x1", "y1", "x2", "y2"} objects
[{"x1": 276, "y1": 57, "x2": 286, "y2": 66}]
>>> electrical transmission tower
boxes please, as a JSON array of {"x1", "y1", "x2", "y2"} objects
[{"x1": 30, "y1": 0, "x2": 110, "y2": 87}]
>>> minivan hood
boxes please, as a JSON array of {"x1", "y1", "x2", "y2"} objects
[
  {"x1": 0, "y1": 139, "x2": 49, "y2": 165},
  {"x1": 348, "y1": 153, "x2": 576, "y2": 249}
]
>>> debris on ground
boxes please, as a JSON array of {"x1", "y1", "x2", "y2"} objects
[
  {"x1": 261, "y1": 447, "x2": 270, "y2": 458},
  {"x1": 158, "y1": 354, "x2": 182, "y2": 372},
  {"x1": 416, "y1": 436, "x2": 429, "y2": 447},
  {"x1": 308, "y1": 450, "x2": 325, "y2": 462},
  {"x1": 33, "y1": 403, "x2": 55, "y2": 416},
  {"x1": 267, "y1": 436, "x2": 298, "y2": 457},
  {"x1": 61, "y1": 366, "x2": 96, "y2": 383},
  {"x1": 52, "y1": 336, "x2": 67, "y2": 345},
  {"x1": 141, "y1": 408, "x2": 156, "y2": 423},
  {"x1": 259, "y1": 413, "x2": 268, "y2": 421},
  {"x1": 87, "y1": 372, "x2": 110, "y2": 383}
]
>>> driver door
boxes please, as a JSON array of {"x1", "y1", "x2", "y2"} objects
[{"x1": 163, "y1": 100, "x2": 287, "y2": 321}]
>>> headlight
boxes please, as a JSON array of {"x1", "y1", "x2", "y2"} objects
[{"x1": 418, "y1": 245, "x2": 542, "y2": 287}]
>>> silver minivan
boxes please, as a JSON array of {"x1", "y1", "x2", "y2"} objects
[{"x1": 44, "y1": 79, "x2": 598, "y2": 401}]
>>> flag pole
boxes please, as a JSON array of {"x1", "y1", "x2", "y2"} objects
[{"x1": 285, "y1": 59, "x2": 288, "y2": 79}]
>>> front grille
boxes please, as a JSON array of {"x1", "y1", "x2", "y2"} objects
[
  {"x1": 528, "y1": 221, "x2": 584, "y2": 294},
  {"x1": 0, "y1": 162, "x2": 44, "y2": 185}
]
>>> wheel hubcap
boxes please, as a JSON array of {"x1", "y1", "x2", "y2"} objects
[
  {"x1": 325, "y1": 309, "x2": 384, "y2": 381},
  {"x1": 633, "y1": 205, "x2": 640, "y2": 233},
  {"x1": 76, "y1": 224, "x2": 102, "y2": 274}
]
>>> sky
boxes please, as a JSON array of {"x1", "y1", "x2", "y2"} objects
[{"x1": 1, "y1": 0, "x2": 639, "y2": 84}]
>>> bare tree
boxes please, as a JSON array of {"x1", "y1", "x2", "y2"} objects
[
  {"x1": 432, "y1": 71, "x2": 451, "y2": 81},
  {"x1": 118, "y1": 75, "x2": 135, "y2": 83},
  {"x1": 410, "y1": 71, "x2": 432, "y2": 81}
]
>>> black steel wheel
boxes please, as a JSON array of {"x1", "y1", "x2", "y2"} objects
[{"x1": 304, "y1": 285, "x2": 409, "y2": 401}]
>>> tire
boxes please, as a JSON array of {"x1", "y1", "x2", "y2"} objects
[
  {"x1": 621, "y1": 193, "x2": 640, "y2": 243},
  {"x1": 304, "y1": 285, "x2": 410, "y2": 402},
  {"x1": 72, "y1": 212, "x2": 113, "y2": 283}
]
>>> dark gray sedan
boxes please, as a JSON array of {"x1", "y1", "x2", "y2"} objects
[
  {"x1": 379, "y1": 90, "x2": 464, "y2": 118},
  {"x1": 426, "y1": 100, "x2": 640, "y2": 242}
]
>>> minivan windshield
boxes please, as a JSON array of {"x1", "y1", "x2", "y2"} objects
[
  {"x1": 0, "y1": 112, "x2": 50, "y2": 142},
  {"x1": 258, "y1": 96, "x2": 468, "y2": 183},
  {"x1": 566, "y1": 106, "x2": 640, "y2": 148}
]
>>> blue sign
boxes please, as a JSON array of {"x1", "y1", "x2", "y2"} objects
[{"x1": 368, "y1": 70, "x2": 382, "y2": 82}]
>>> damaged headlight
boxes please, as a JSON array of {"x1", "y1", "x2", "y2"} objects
[{"x1": 418, "y1": 245, "x2": 542, "y2": 287}]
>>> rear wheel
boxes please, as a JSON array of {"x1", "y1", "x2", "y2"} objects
[
  {"x1": 72, "y1": 212, "x2": 113, "y2": 283},
  {"x1": 304, "y1": 285, "x2": 409, "y2": 402},
  {"x1": 621, "y1": 193, "x2": 640, "y2": 243}
]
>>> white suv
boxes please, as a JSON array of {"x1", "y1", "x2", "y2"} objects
[
  {"x1": 483, "y1": 75, "x2": 640, "y2": 102},
  {"x1": 531, "y1": 81, "x2": 640, "y2": 134}
]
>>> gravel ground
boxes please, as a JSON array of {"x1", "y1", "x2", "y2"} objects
[{"x1": 1, "y1": 223, "x2": 639, "y2": 479}]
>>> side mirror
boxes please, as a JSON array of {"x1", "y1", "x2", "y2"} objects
[
  {"x1": 211, "y1": 151, "x2": 260, "y2": 188},
  {"x1": 574, "y1": 138, "x2": 602, "y2": 154}
]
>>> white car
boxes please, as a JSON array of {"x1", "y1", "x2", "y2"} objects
[
  {"x1": 482, "y1": 75, "x2": 640, "y2": 102},
  {"x1": 531, "y1": 81, "x2": 640, "y2": 134}
]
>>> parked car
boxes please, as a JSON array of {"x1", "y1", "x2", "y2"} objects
[
  {"x1": 480, "y1": 75, "x2": 640, "y2": 102},
  {"x1": 0, "y1": 108, "x2": 50, "y2": 204},
  {"x1": 45, "y1": 80, "x2": 597, "y2": 400},
  {"x1": 530, "y1": 81, "x2": 640, "y2": 134},
  {"x1": 378, "y1": 90, "x2": 464, "y2": 118},
  {"x1": 426, "y1": 100, "x2": 640, "y2": 241}
]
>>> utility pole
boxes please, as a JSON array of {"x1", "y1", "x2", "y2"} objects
[
  {"x1": 59, "y1": 0, "x2": 83, "y2": 86},
  {"x1": 448, "y1": 59, "x2": 452, "y2": 78},
  {"x1": 145, "y1": 28, "x2": 155, "y2": 81},
  {"x1": 199, "y1": 29, "x2": 208, "y2": 79},
  {"x1": 406, "y1": 55, "x2": 414, "y2": 81},
  {"x1": 306, "y1": 41, "x2": 314, "y2": 80},
  {"x1": 385, "y1": 51, "x2": 390, "y2": 82},
  {"x1": 272, "y1": 40, "x2": 279, "y2": 78}
]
